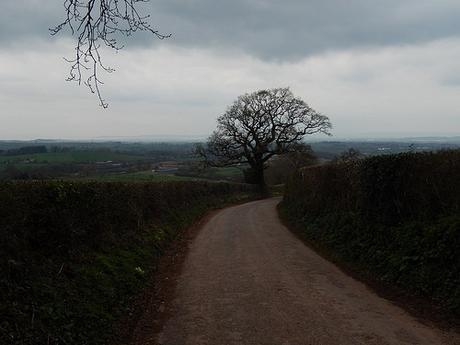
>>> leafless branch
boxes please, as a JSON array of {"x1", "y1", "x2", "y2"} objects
[{"x1": 51, "y1": 0, "x2": 170, "y2": 107}]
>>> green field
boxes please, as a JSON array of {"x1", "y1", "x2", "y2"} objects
[
  {"x1": 0, "y1": 150, "x2": 146, "y2": 164},
  {"x1": 75, "y1": 171, "x2": 199, "y2": 182},
  {"x1": 176, "y1": 166, "x2": 244, "y2": 181},
  {"x1": 211, "y1": 167, "x2": 243, "y2": 177},
  {"x1": 0, "y1": 148, "x2": 247, "y2": 183}
]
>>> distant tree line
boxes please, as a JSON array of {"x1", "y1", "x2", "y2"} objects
[{"x1": 0, "y1": 145, "x2": 48, "y2": 156}]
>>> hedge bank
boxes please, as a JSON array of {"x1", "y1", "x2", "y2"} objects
[
  {"x1": 280, "y1": 150, "x2": 460, "y2": 315},
  {"x1": 0, "y1": 180, "x2": 258, "y2": 345}
]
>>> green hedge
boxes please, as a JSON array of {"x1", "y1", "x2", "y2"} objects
[
  {"x1": 280, "y1": 150, "x2": 460, "y2": 314},
  {"x1": 0, "y1": 180, "x2": 258, "y2": 345}
]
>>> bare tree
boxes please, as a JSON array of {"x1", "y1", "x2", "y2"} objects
[
  {"x1": 197, "y1": 88, "x2": 332, "y2": 186},
  {"x1": 51, "y1": 0, "x2": 170, "y2": 107}
]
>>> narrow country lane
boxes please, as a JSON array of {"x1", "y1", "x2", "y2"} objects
[{"x1": 143, "y1": 198, "x2": 459, "y2": 345}]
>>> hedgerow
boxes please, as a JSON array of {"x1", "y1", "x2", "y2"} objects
[
  {"x1": 0, "y1": 180, "x2": 258, "y2": 345},
  {"x1": 280, "y1": 150, "x2": 460, "y2": 314}
]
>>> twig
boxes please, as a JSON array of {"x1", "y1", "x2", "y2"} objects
[{"x1": 51, "y1": 0, "x2": 170, "y2": 107}]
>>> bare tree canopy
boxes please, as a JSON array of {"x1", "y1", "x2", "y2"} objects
[
  {"x1": 197, "y1": 88, "x2": 332, "y2": 186},
  {"x1": 51, "y1": 0, "x2": 169, "y2": 107}
]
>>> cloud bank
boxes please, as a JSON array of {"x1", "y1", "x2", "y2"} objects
[{"x1": 0, "y1": 1, "x2": 459, "y2": 139}]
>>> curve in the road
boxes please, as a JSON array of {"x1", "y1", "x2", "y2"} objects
[{"x1": 152, "y1": 198, "x2": 458, "y2": 345}]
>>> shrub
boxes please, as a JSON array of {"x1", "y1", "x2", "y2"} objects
[
  {"x1": 280, "y1": 150, "x2": 460, "y2": 314},
  {"x1": 0, "y1": 180, "x2": 257, "y2": 345}
]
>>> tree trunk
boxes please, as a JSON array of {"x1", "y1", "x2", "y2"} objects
[{"x1": 244, "y1": 164, "x2": 266, "y2": 188}]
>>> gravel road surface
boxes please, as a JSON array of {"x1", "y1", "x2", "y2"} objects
[{"x1": 152, "y1": 198, "x2": 459, "y2": 345}]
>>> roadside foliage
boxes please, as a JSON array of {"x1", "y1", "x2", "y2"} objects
[
  {"x1": 280, "y1": 150, "x2": 460, "y2": 315},
  {"x1": 0, "y1": 180, "x2": 258, "y2": 345}
]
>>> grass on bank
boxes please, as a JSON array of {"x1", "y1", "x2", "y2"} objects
[{"x1": 0, "y1": 180, "x2": 259, "y2": 345}]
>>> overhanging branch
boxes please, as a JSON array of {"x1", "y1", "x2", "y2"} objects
[{"x1": 51, "y1": 0, "x2": 170, "y2": 107}]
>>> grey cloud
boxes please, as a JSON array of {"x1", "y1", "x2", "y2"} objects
[
  {"x1": 442, "y1": 76, "x2": 460, "y2": 87},
  {"x1": 142, "y1": 0, "x2": 460, "y2": 59},
  {"x1": 2, "y1": 37, "x2": 460, "y2": 139},
  {"x1": 1, "y1": 1, "x2": 460, "y2": 60},
  {"x1": 0, "y1": 2, "x2": 59, "y2": 44}
]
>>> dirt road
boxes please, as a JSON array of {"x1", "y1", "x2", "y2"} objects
[{"x1": 146, "y1": 198, "x2": 459, "y2": 345}]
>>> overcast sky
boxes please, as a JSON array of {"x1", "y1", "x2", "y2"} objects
[{"x1": 1, "y1": 0, "x2": 459, "y2": 140}]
